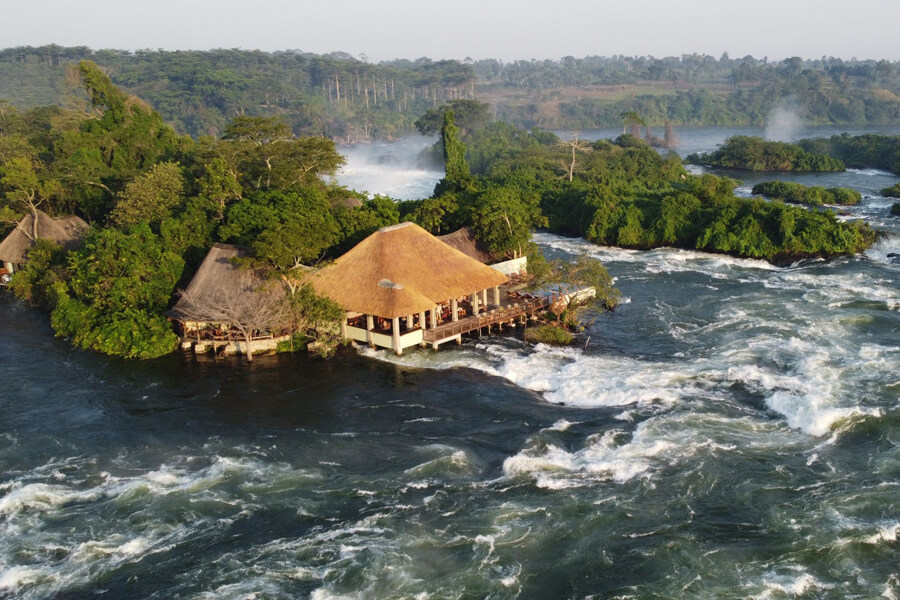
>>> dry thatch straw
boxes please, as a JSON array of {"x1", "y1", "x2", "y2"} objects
[
  {"x1": 309, "y1": 222, "x2": 508, "y2": 318},
  {"x1": 0, "y1": 210, "x2": 88, "y2": 265},
  {"x1": 437, "y1": 226, "x2": 498, "y2": 264},
  {"x1": 169, "y1": 243, "x2": 285, "y2": 321}
]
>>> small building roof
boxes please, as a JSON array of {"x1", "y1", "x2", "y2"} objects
[
  {"x1": 309, "y1": 222, "x2": 509, "y2": 318},
  {"x1": 437, "y1": 226, "x2": 497, "y2": 264},
  {"x1": 0, "y1": 210, "x2": 88, "y2": 264},
  {"x1": 169, "y1": 243, "x2": 278, "y2": 320}
]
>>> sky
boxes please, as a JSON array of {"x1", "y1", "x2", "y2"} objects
[{"x1": 3, "y1": 0, "x2": 899, "y2": 63}]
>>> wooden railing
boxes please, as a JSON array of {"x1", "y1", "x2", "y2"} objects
[{"x1": 423, "y1": 295, "x2": 554, "y2": 344}]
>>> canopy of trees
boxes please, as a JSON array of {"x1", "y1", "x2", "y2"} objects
[
  {"x1": 751, "y1": 181, "x2": 861, "y2": 206},
  {"x1": 2, "y1": 47, "x2": 900, "y2": 141},
  {"x1": 686, "y1": 136, "x2": 845, "y2": 172},
  {"x1": 1, "y1": 64, "x2": 879, "y2": 359}
]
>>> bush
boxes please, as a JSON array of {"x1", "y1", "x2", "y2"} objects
[
  {"x1": 891, "y1": 203, "x2": 900, "y2": 216},
  {"x1": 524, "y1": 325, "x2": 574, "y2": 345}
]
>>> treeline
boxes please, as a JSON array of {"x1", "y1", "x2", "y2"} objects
[
  {"x1": 2, "y1": 46, "x2": 900, "y2": 140},
  {"x1": 477, "y1": 54, "x2": 900, "y2": 129},
  {"x1": 796, "y1": 133, "x2": 900, "y2": 175},
  {"x1": 686, "y1": 136, "x2": 846, "y2": 171},
  {"x1": 0, "y1": 46, "x2": 476, "y2": 141},
  {"x1": 401, "y1": 115, "x2": 874, "y2": 265},
  {"x1": 751, "y1": 181, "x2": 861, "y2": 205},
  {"x1": 1, "y1": 61, "x2": 405, "y2": 359}
]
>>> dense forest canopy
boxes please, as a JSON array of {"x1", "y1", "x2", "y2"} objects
[{"x1": 1, "y1": 46, "x2": 899, "y2": 140}]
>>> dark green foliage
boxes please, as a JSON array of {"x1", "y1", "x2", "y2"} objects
[
  {"x1": 524, "y1": 325, "x2": 574, "y2": 345},
  {"x1": 891, "y1": 203, "x2": 900, "y2": 216},
  {"x1": 457, "y1": 122, "x2": 875, "y2": 263},
  {"x1": 8, "y1": 239, "x2": 68, "y2": 309},
  {"x1": 441, "y1": 110, "x2": 471, "y2": 185},
  {"x1": 686, "y1": 136, "x2": 845, "y2": 172},
  {"x1": 882, "y1": 182, "x2": 900, "y2": 198},
  {"x1": 752, "y1": 181, "x2": 861, "y2": 205},
  {"x1": 415, "y1": 100, "x2": 490, "y2": 136},
  {"x1": 798, "y1": 134, "x2": 900, "y2": 175},
  {"x1": 220, "y1": 189, "x2": 339, "y2": 267},
  {"x1": 50, "y1": 224, "x2": 184, "y2": 358}
]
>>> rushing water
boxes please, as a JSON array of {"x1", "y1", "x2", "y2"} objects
[{"x1": 2, "y1": 128, "x2": 900, "y2": 599}]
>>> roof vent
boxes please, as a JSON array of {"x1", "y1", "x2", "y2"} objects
[{"x1": 377, "y1": 278, "x2": 404, "y2": 290}]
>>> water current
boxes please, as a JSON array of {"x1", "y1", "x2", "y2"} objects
[{"x1": 1, "y1": 127, "x2": 898, "y2": 599}]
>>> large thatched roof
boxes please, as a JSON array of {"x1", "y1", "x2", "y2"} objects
[
  {"x1": 437, "y1": 226, "x2": 497, "y2": 264},
  {"x1": 0, "y1": 210, "x2": 88, "y2": 264},
  {"x1": 169, "y1": 243, "x2": 280, "y2": 320},
  {"x1": 309, "y1": 222, "x2": 509, "y2": 318}
]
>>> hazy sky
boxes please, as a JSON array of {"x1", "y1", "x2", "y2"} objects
[{"x1": 3, "y1": 0, "x2": 899, "y2": 63}]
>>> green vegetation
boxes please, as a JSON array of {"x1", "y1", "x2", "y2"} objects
[
  {"x1": 882, "y1": 182, "x2": 900, "y2": 198},
  {"x1": 751, "y1": 181, "x2": 861, "y2": 205},
  {"x1": 891, "y1": 203, "x2": 900, "y2": 216},
  {"x1": 686, "y1": 136, "x2": 845, "y2": 172},
  {"x1": 524, "y1": 325, "x2": 574, "y2": 346},
  {"x1": 406, "y1": 124, "x2": 873, "y2": 265},
  {"x1": 2, "y1": 61, "x2": 373, "y2": 359},
  {"x1": 0, "y1": 63, "x2": 880, "y2": 359},
  {"x1": 797, "y1": 134, "x2": 900, "y2": 175},
  {"x1": 3, "y1": 47, "x2": 900, "y2": 139}
]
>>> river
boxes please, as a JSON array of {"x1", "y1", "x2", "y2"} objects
[{"x1": 1, "y1": 127, "x2": 899, "y2": 599}]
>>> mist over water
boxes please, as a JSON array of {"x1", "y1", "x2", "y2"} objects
[
  {"x1": 335, "y1": 135, "x2": 442, "y2": 200},
  {"x1": 764, "y1": 97, "x2": 804, "y2": 141},
  {"x1": 2, "y1": 126, "x2": 900, "y2": 599}
]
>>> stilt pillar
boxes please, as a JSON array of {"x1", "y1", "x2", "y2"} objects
[
  {"x1": 471, "y1": 292, "x2": 479, "y2": 315},
  {"x1": 451, "y1": 298, "x2": 458, "y2": 322},
  {"x1": 481, "y1": 288, "x2": 488, "y2": 308},
  {"x1": 419, "y1": 311, "x2": 426, "y2": 330},
  {"x1": 493, "y1": 286, "x2": 500, "y2": 306},
  {"x1": 392, "y1": 317, "x2": 401, "y2": 355},
  {"x1": 366, "y1": 314, "x2": 375, "y2": 348}
]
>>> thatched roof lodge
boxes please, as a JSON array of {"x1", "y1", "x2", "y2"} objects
[
  {"x1": 310, "y1": 222, "x2": 511, "y2": 355},
  {"x1": 0, "y1": 210, "x2": 88, "y2": 278},
  {"x1": 168, "y1": 243, "x2": 291, "y2": 360},
  {"x1": 437, "y1": 226, "x2": 497, "y2": 264}
]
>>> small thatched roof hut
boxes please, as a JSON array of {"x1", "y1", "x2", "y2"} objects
[
  {"x1": 437, "y1": 226, "x2": 497, "y2": 264},
  {"x1": 0, "y1": 210, "x2": 88, "y2": 267},
  {"x1": 169, "y1": 243, "x2": 276, "y2": 320},
  {"x1": 310, "y1": 222, "x2": 508, "y2": 318}
]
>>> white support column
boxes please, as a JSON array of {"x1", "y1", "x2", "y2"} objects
[
  {"x1": 471, "y1": 292, "x2": 479, "y2": 315},
  {"x1": 366, "y1": 314, "x2": 375, "y2": 348},
  {"x1": 451, "y1": 298, "x2": 458, "y2": 322},
  {"x1": 481, "y1": 288, "x2": 488, "y2": 308},
  {"x1": 493, "y1": 286, "x2": 500, "y2": 306},
  {"x1": 430, "y1": 307, "x2": 437, "y2": 329},
  {"x1": 419, "y1": 311, "x2": 426, "y2": 330},
  {"x1": 406, "y1": 314, "x2": 413, "y2": 331},
  {"x1": 340, "y1": 312, "x2": 348, "y2": 339},
  {"x1": 392, "y1": 317, "x2": 401, "y2": 355}
]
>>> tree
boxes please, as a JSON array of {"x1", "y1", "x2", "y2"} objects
[
  {"x1": 441, "y1": 110, "x2": 470, "y2": 186},
  {"x1": 0, "y1": 157, "x2": 60, "y2": 239},
  {"x1": 50, "y1": 224, "x2": 184, "y2": 359},
  {"x1": 528, "y1": 253, "x2": 620, "y2": 328},
  {"x1": 620, "y1": 110, "x2": 646, "y2": 134},
  {"x1": 415, "y1": 99, "x2": 490, "y2": 136},
  {"x1": 176, "y1": 280, "x2": 289, "y2": 362},
  {"x1": 558, "y1": 132, "x2": 589, "y2": 181},
  {"x1": 110, "y1": 162, "x2": 185, "y2": 227},
  {"x1": 471, "y1": 186, "x2": 547, "y2": 258}
]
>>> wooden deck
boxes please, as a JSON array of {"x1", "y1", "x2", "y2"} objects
[{"x1": 423, "y1": 295, "x2": 553, "y2": 347}]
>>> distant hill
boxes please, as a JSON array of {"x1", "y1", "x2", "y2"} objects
[{"x1": 2, "y1": 46, "x2": 899, "y2": 139}]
